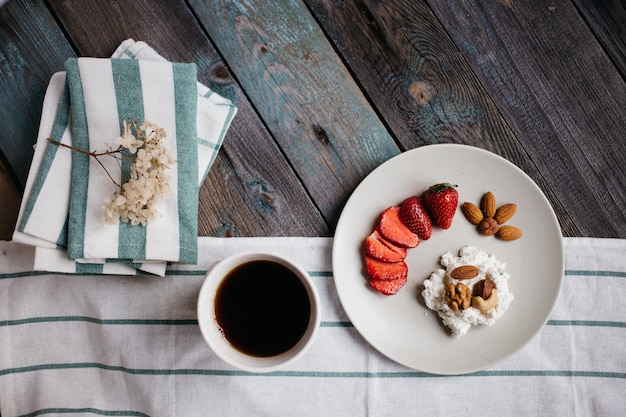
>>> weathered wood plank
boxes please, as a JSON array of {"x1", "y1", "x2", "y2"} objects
[
  {"x1": 574, "y1": 0, "x2": 626, "y2": 80},
  {"x1": 0, "y1": 0, "x2": 76, "y2": 187},
  {"x1": 0, "y1": 157, "x2": 20, "y2": 240},
  {"x1": 304, "y1": 0, "x2": 578, "y2": 236},
  {"x1": 427, "y1": 0, "x2": 626, "y2": 238},
  {"x1": 188, "y1": 0, "x2": 401, "y2": 227},
  {"x1": 44, "y1": 0, "x2": 329, "y2": 237}
]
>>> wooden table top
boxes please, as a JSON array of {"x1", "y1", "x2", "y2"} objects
[{"x1": 1, "y1": 0, "x2": 625, "y2": 241}]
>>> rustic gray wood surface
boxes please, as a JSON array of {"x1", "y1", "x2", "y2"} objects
[{"x1": 1, "y1": 0, "x2": 624, "y2": 240}]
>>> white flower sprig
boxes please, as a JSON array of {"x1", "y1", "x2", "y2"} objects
[
  {"x1": 103, "y1": 119, "x2": 176, "y2": 226},
  {"x1": 48, "y1": 119, "x2": 176, "y2": 226}
]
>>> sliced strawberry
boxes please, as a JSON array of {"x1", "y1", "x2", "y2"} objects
[
  {"x1": 365, "y1": 256, "x2": 408, "y2": 280},
  {"x1": 370, "y1": 276, "x2": 408, "y2": 295},
  {"x1": 423, "y1": 183, "x2": 458, "y2": 229},
  {"x1": 399, "y1": 196, "x2": 432, "y2": 240},
  {"x1": 377, "y1": 206, "x2": 419, "y2": 248},
  {"x1": 365, "y1": 230, "x2": 407, "y2": 262}
]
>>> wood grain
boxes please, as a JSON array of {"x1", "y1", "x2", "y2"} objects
[
  {"x1": 0, "y1": 159, "x2": 20, "y2": 240},
  {"x1": 427, "y1": 0, "x2": 626, "y2": 238},
  {"x1": 305, "y1": 0, "x2": 578, "y2": 236},
  {"x1": 574, "y1": 0, "x2": 626, "y2": 80},
  {"x1": 0, "y1": 0, "x2": 76, "y2": 187},
  {"x1": 188, "y1": 0, "x2": 401, "y2": 227},
  {"x1": 45, "y1": 0, "x2": 329, "y2": 237}
]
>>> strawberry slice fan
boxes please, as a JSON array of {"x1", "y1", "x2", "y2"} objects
[{"x1": 364, "y1": 183, "x2": 458, "y2": 295}]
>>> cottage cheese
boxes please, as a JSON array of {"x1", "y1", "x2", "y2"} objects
[{"x1": 422, "y1": 246, "x2": 514, "y2": 337}]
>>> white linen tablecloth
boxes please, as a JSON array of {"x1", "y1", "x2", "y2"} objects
[{"x1": 0, "y1": 237, "x2": 624, "y2": 416}]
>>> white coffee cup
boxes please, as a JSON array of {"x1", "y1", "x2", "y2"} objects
[{"x1": 197, "y1": 251, "x2": 320, "y2": 373}]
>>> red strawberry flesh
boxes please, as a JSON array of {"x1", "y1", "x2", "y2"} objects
[
  {"x1": 423, "y1": 183, "x2": 458, "y2": 229},
  {"x1": 370, "y1": 276, "x2": 407, "y2": 295},
  {"x1": 365, "y1": 230, "x2": 407, "y2": 262},
  {"x1": 365, "y1": 256, "x2": 408, "y2": 281},
  {"x1": 399, "y1": 196, "x2": 432, "y2": 240},
  {"x1": 377, "y1": 206, "x2": 419, "y2": 248}
]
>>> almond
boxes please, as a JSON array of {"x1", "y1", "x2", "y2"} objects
[
  {"x1": 496, "y1": 225, "x2": 523, "y2": 241},
  {"x1": 480, "y1": 192, "x2": 496, "y2": 218},
  {"x1": 494, "y1": 203, "x2": 517, "y2": 224},
  {"x1": 450, "y1": 265, "x2": 479, "y2": 280},
  {"x1": 461, "y1": 202, "x2": 483, "y2": 225},
  {"x1": 472, "y1": 278, "x2": 494, "y2": 299}
]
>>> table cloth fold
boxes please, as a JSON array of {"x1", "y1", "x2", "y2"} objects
[{"x1": 0, "y1": 237, "x2": 624, "y2": 416}]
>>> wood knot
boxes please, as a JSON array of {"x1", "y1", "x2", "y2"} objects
[
  {"x1": 260, "y1": 44, "x2": 269, "y2": 54},
  {"x1": 248, "y1": 178, "x2": 277, "y2": 214},
  {"x1": 313, "y1": 125, "x2": 329, "y2": 144},
  {"x1": 209, "y1": 62, "x2": 231, "y2": 83},
  {"x1": 408, "y1": 81, "x2": 435, "y2": 105}
]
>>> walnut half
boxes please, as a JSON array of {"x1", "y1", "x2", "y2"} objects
[{"x1": 444, "y1": 282, "x2": 471, "y2": 312}]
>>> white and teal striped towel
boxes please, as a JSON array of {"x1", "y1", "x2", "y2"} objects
[
  {"x1": 12, "y1": 40, "x2": 237, "y2": 275},
  {"x1": 65, "y1": 57, "x2": 199, "y2": 264},
  {"x1": 0, "y1": 237, "x2": 624, "y2": 416}
]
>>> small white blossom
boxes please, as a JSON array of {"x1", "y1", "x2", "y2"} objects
[{"x1": 103, "y1": 119, "x2": 176, "y2": 226}]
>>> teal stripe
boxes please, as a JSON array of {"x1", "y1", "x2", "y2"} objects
[
  {"x1": 547, "y1": 320, "x2": 626, "y2": 328},
  {"x1": 172, "y1": 63, "x2": 199, "y2": 263},
  {"x1": 197, "y1": 138, "x2": 219, "y2": 149},
  {"x1": 4, "y1": 316, "x2": 623, "y2": 330},
  {"x1": 321, "y1": 321, "x2": 353, "y2": 327},
  {"x1": 111, "y1": 59, "x2": 147, "y2": 260},
  {"x1": 18, "y1": 408, "x2": 149, "y2": 417},
  {"x1": 2, "y1": 268, "x2": 624, "y2": 280},
  {"x1": 0, "y1": 316, "x2": 347, "y2": 327},
  {"x1": 75, "y1": 262, "x2": 104, "y2": 274},
  {"x1": 0, "y1": 317, "x2": 198, "y2": 326},
  {"x1": 19, "y1": 81, "x2": 72, "y2": 232},
  {"x1": 565, "y1": 270, "x2": 626, "y2": 278},
  {"x1": 308, "y1": 271, "x2": 333, "y2": 277},
  {"x1": 64, "y1": 58, "x2": 90, "y2": 260},
  {"x1": 1, "y1": 363, "x2": 624, "y2": 379}
]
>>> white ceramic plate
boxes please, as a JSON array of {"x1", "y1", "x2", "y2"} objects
[{"x1": 332, "y1": 144, "x2": 564, "y2": 375}]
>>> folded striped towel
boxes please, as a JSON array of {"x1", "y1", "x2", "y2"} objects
[
  {"x1": 12, "y1": 40, "x2": 237, "y2": 275},
  {"x1": 65, "y1": 57, "x2": 200, "y2": 264}
]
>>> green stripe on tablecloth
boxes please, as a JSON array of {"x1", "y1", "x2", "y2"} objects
[
  {"x1": 0, "y1": 317, "x2": 198, "y2": 326},
  {"x1": 111, "y1": 59, "x2": 147, "y2": 260},
  {"x1": 18, "y1": 81, "x2": 71, "y2": 232},
  {"x1": 173, "y1": 63, "x2": 199, "y2": 264},
  {"x1": 1, "y1": 268, "x2": 624, "y2": 280},
  {"x1": 17, "y1": 408, "x2": 150, "y2": 417},
  {"x1": 2, "y1": 316, "x2": 624, "y2": 329},
  {"x1": 565, "y1": 270, "x2": 626, "y2": 278},
  {"x1": 64, "y1": 58, "x2": 90, "y2": 260},
  {"x1": 1, "y1": 363, "x2": 625, "y2": 379}
]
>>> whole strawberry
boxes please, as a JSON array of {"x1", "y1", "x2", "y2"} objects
[
  {"x1": 399, "y1": 196, "x2": 432, "y2": 240},
  {"x1": 423, "y1": 183, "x2": 458, "y2": 229}
]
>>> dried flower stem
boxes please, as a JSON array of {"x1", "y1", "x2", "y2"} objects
[{"x1": 48, "y1": 118, "x2": 176, "y2": 226}]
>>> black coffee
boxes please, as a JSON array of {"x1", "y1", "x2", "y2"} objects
[{"x1": 214, "y1": 260, "x2": 311, "y2": 357}]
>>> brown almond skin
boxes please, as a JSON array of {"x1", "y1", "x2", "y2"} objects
[
  {"x1": 472, "y1": 278, "x2": 494, "y2": 299},
  {"x1": 461, "y1": 202, "x2": 484, "y2": 225},
  {"x1": 494, "y1": 203, "x2": 517, "y2": 224},
  {"x1": 450, "y1": 265, "x2": 479, "y2": 280},
  {"x1": 480, "y1": 192, "x2": 496, "y2": 218},
  {"x1": 497, "y1": 225, "x2": 523, "y2": 240}
]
